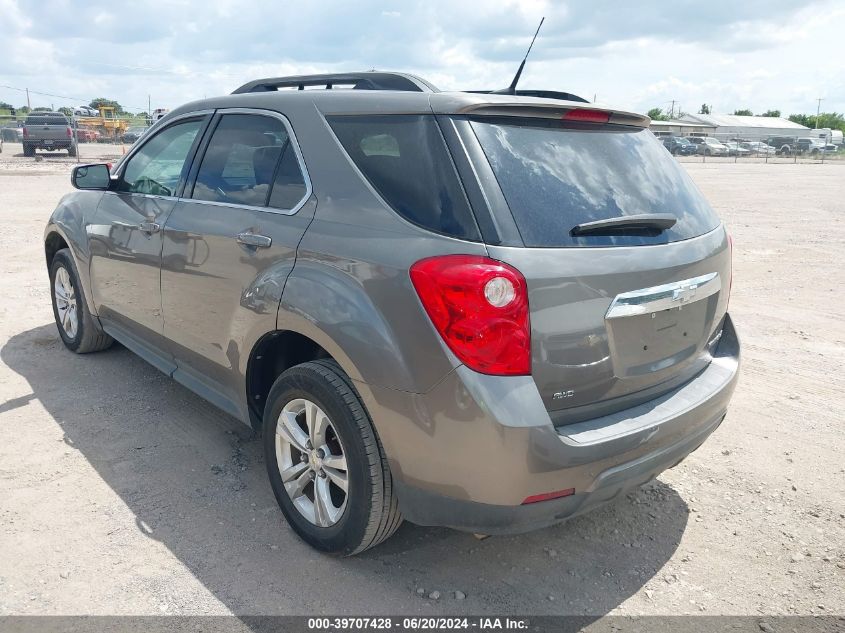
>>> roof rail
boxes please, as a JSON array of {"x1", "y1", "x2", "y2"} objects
[
  {"x1": 232, "y1": 72, "x2": 439, "y2": 95},
  {"x1": 467, "y1": 89, "x2": 589, "y2": 103}
]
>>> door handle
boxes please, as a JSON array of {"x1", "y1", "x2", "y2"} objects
[
  {"x1": 235, "y1": 231, "x2": 272, "y2": 248},
  {"x1": 138, "y1": 221, "x2": 161, "y2": 235}
]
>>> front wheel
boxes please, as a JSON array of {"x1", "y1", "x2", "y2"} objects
[
  {"x1": 263, "y1": 360, "x2": 402, "y2": 555},
  {"x1": 50, "y1": 249, "x2": 113, "y2": 353}
]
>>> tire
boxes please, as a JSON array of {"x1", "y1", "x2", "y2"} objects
[
  {"x1": 68, "y1": 143, "x2": 77, "y2": 157},
  {"x1": 263, "y1": 360, "x2": 402, "y2": 555},
  {"x1": 49, "y1": 249, "x2": 113, "y2": 353},
  {"x1": 23, "y1": 142, "x2": 34, "y2": 157}
]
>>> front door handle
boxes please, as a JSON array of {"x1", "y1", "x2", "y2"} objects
[
  {"x1": 139, "y1": 221, "x2": 161, "y2": 235},
  {"x1": 235, "y1": 231, "x2": 272, "y2": 248}
]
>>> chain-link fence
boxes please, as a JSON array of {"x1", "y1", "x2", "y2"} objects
[
  {"x1": 0, "y1": 110, "x2": 151, "y2": 163},
  {"x1": 652, "y1": 129, "x2": 844, "y2": 164}
]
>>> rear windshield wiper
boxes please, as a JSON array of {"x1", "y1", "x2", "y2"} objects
[{"x1": 570, "y1": 213, "x2": 677, "y2": 237}]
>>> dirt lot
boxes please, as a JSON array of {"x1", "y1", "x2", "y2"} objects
[{"x1": 0, "y1": 143, "x2": 843, "y2": 617}]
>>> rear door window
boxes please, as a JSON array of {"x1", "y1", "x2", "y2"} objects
[
  {"x1": 327, "y1": 115, "x2": 480, "y2": 240},
  {"x1": 470, "y1": 119, "x2": 720, "y2": 247},
  {"x1": 191, "y1": 113, "x2": 308, "y2": 210}
]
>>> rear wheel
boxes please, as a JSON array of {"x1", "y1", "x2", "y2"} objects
[
  {"x1": 68, "y1": 143, "x2": 77, "y2": 157},
  {"x1": 23, "y1": 143, "x2": 34, "y2": 157},
  {"x1": 49, "y1": 249, "x2": 113, "y2": 353},
  {"x1": 263, "y1": 360, "x2": 402, "y2": 555}
]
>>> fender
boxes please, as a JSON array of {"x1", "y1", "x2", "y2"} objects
[{"x1": 44, "y1": 189, "x2": 105, "y2": 319}]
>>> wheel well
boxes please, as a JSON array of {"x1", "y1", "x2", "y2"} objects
[
  {"x1": 45, "y1": 232, "x2": 68, "y2": 269},
  {"x1": 246, "y1": 331, "x2": 332, "y2": 429}
]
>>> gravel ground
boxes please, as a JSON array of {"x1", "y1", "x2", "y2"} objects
[{"x1": 0, "y1": 143, "x2": 843, "y2": 617}]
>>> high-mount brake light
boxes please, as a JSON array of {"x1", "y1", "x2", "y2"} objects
[
  {"x1": 410, "y1": 255, "x2": 531, "y2": 376},
  {"x1": 562, "y1": 109, "x2": 611, "y2": 124}
]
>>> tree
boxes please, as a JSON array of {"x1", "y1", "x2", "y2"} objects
[
  {"x1": 58, "y1": 107, "x2": 74, "y2": 117},
  {"x1": 647, "y1": 107, "x2": 668, "y2": 121},
  {"x1": 0, "y1": 101, "x2": 13, "y2": 111},
  {"x1": 788, "y1": 112, "x2": 845, "y2": 132},
  {"x1": 89, "y1": 98, "x2": 124, "y2": 114},
  {"x1": 733, "y1": 109, "x2": 753, "y2": 116},
  {"x1": 699, "y1": 103, "x2": 711, "y2": 114},
  {"x1": 759, "y1": 109, "x2": 781, "y2": 118}
]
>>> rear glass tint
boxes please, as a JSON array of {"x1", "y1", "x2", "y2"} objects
[
  {"x1": 471, "y1": 120, "x2": 720, "y2": 247},
  {"x1": 327, "y1": 115, "x2": 480, "y2": 241},
  {"x1": 25, "y1": 115, "x2": 68, "y2": 126}
]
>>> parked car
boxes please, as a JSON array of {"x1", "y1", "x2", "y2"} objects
[
  {"x1": 695, "y1": 137, "x2": 729, "y2": 156},
  {"x1": 74, "y1": 106, "x2": 99, "y2": 117},
  {"x1": 1, "y1": 122, "x2": 24, "y2": 142},
  {"x1": 740, "y1": 141, "x2": 775, "y2": 156},
  {"x1": 44, "y1": 71, "x2": 739, "y2": 554},
  {"x1": 661, "y1": 135, "x2": 697, "y2": 155},
  {"x1": 22, "y1": 111, "x2": 76, "y2": 156},
  {"x1": 121, "y1": 126, "x2": 149, "y2": 143},
  {"x1": 723, "y1": 142, "x2": 750, "y2": 157}
]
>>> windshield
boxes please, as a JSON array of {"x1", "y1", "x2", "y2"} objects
[{"x1": 470, "y1": 119, "x2": 721, "y2": 247}]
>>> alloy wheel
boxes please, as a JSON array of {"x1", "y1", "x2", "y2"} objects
[
  {"x1": 54, "y1": 267, "x2": 78, "y2": 339},
  {"x1": 275, "y1": 398, "x2": 349, "y2": 527}
]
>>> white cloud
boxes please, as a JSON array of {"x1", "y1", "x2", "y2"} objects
[{"x1": 0, "y1": 0, "x2": 841, "y2": 117}]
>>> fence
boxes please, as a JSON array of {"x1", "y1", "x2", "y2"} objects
[{"x1": 652, "y1": 129, "x2": 844, "y2": 165}]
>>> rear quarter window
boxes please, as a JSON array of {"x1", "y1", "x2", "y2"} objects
[
  {"x1": 327, "y1": 115, "x2": 480, "y2": 241},
  {"x1": 470, "y1": 119, "x2": 721, "y2": 247}
]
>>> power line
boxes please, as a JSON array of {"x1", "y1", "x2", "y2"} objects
[{"x1": 0, "y1": 83, "x2": 149, "y2": 112}]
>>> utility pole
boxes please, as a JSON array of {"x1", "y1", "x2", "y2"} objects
[
  {"x1": 669, "y1": 100, "x2": 677, "y2": 119},
  {"x1": 815, "y1": 97, "x2": 823, "y2": 128},
  {"x1": 26, "y1": 88, "x2": 31, "y2": 109},
  {"x1": 148, "y1": 94, "x2": 151, "y2": 116}
]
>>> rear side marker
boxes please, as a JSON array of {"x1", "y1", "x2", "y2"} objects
[{"x1": 522, "y1": 488, "x2": 575, "y2": 504}]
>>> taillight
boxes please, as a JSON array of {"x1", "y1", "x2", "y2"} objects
[
  {"x1": 409, "y1": 255, "x2": 531, "y2": 376},
  {"x1": 562, "y1": 109, "x2": 610, "y2": 124},
  {"x1": 66, "y1": 127, "x2": 72, "y2": 138},
  {"x1": 22, "y1": 127, "x2": 28, "y2": 138}
]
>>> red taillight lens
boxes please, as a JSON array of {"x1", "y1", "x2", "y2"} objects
[
  {"x1": 22, "y1": 127, "x2": 29, "y2": 138},
  {"x1": 410, "y1": 255, "x2": 531, "y2": 376},
  {"x1": 562, "y1": 109, "x2": 610, "y2": 124},
  {"x1": 522, "y1": 488, "x2": 575, "y2": 505},
  {"x1": 66, "y1": 127, "x2": 72, "y2": 138}
]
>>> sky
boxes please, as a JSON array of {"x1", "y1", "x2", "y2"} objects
[{"x1": 1, "y1": 0, "x2": 843, "y2": 118}]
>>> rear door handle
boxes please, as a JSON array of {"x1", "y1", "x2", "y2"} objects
[
  {"x1": 139, "y1": 221, "x2": 161, "y2": 235},
  {"x1": 235, "y1": 231, "x2": 272, "y2": 248}
]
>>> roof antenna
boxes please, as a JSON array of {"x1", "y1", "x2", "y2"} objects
[{"x1": 495, "y1": 17, "x2": 545, "y2": 95}]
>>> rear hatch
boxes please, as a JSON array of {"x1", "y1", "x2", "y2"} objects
[{"x1": 464, "y1": 110, "x2": 730, "y2": 420}]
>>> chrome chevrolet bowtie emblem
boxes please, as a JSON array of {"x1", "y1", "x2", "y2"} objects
[{"x1": 672, "y1": 283, "x2": 698, "y2": 304}]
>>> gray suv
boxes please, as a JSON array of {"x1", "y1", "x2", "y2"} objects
[{"x1": 44, "y1": 72, "x2": 740, "y2": 555}]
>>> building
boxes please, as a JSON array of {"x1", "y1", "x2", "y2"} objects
[
  {"x1": 675, "y1": 113, "x2": 810, "y2": 141},
  {"x1": 649, "y1": 118, "x2": 716, "y2": 137}
]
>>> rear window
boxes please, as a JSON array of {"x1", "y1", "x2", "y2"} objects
[
  {"x1": 327, "y1": 115, "x2": 480, "y2": 241},
  {"x1": 25, "y1": 114, "x2": 68, "y2": 126},
  {"x1": 471, "y1": 119, "x2": 720, "y2": 247}
]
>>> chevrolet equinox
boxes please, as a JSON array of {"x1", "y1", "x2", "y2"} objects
[{"x1": 44, "y1": 72, "x2": 740, "y2": 554}]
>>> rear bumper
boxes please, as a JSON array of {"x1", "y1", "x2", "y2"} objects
[{"x1": 366, "y1": 315, "x2": 740, "y2": 534}]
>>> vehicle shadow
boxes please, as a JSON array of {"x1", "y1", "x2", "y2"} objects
[{"x1": 1, "y1": 324, "x2": 689, "y2": 617}]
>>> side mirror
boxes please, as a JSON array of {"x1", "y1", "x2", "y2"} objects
[{"x1": 72, "y1": 163, "x2": 111, "y2": 190}]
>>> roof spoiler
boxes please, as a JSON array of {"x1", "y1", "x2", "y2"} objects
[
  {"x1": 455, "y1": 102, "x2": 650, "y2": 128},
  {"x1": 232, "y1": 72, "x2": 438, "y2": 94}
]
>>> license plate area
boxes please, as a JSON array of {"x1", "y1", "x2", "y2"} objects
[{"x1": 607, "y1": 304, "x2": 709, "y2": 378}]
